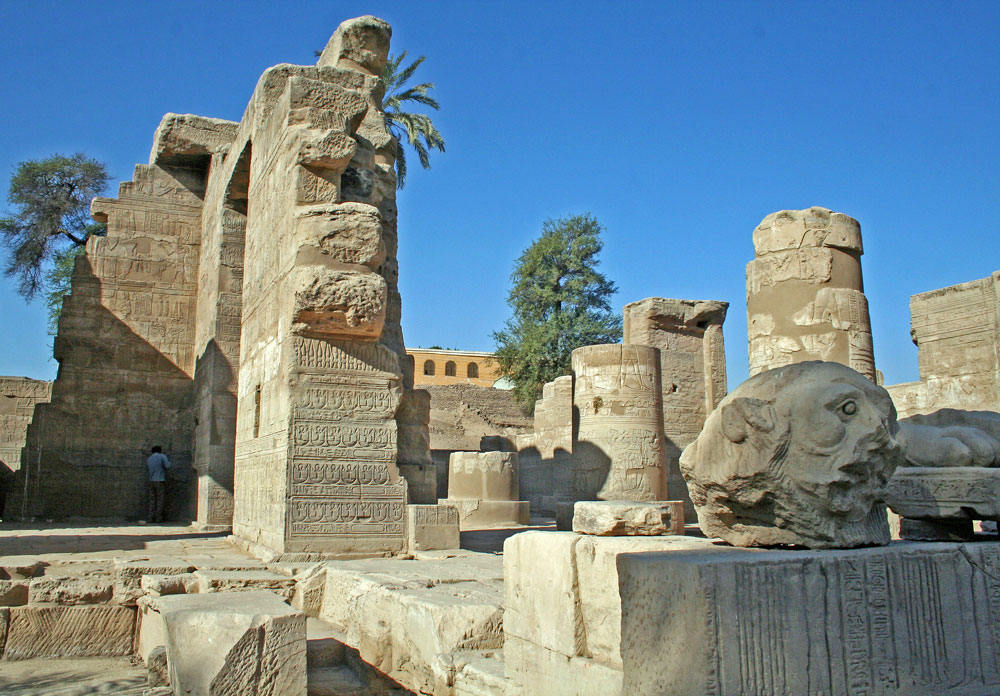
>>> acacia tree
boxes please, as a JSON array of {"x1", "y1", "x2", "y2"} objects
[
  {"x1": 0, "y1": 153, "x2": 108, "y2": 331},
  {"x1": 493, "y1": 214, "x2": 622, "y2": 411}
]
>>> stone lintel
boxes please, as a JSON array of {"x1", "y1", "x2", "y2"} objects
[{"x1": 149, "y1": 113, "x2": 240, "y2": 168}]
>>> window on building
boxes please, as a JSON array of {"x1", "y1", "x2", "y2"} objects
[
  {"x1": 445, "y1": 361, "x2": 456, "y2": 377},
  {"x1": 423, "y1": 360, "x2": 435, "y2": 376},
  {"x1": 467, "y1": 362, "x2": 479, "y2": 378}
]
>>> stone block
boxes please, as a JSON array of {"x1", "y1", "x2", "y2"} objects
[
  {"x1": 398, "y1": 463, "x2": 437, "y2": 504},
  {"x1": 140, "y1": 573, "x2": 196, "y2": 597},
  {"x1": 290, "y1": 565, "x2": 326, "y2": 616},
  {"x1": 442, "y1": 497, "x2": 530, "y2": 530},
  {"x1": 4, "y1": 605, "x2": 136, "y2": 659},
  {"x1": 318, "y1": 555, "x2": 504, "y2": 694},
  {"x1": 555, "y1": 501, "x2": 574, "y2": 531},
  {"x1": 618, "y1": 541, "x2": 1000, "y2": 696},
  {"x1": 572, "y1": 500, "x2": 684, "y2": 536},
  {"x1": 136, "y1": 596, "x2": 167, "y2": 664},
  {"x1": 28, "y1": 574, "x2": 113, "y2": 605},
  {"x1": 503, "y1": 530, "x2": 716, "y2": 694},
  {"x1": 158, "y1": 591, "x2": 306, "y2": 696},
  {"x1": 406, "y1": 504, "x2": 460, "y2": 551},
  {"x1": 0, "y1": 607, "x2": 8, "y2": 655},
  {"x1": 0, "y1": 579, "x2": 28, "y2": 606},
  {"x1": 147, "y1": 644, "x2": 169, "y2": 687},
  {"x1": 888, "y1": 466, "x2": 1000, "y2": 520},
  {"x1": 192, "y1": 569, "x2": 296, "y2": 599},
  {"x1": 114, "y1": 560, "x2": 196, "y2": 605}
]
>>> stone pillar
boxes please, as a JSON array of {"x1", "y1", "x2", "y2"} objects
[
  {"x1": 571, "y1": 344, "x2": 667, "y2": 501},
  {"x1": 232, "y1": 16, "x2": 410, "y2": 558},
  {"x1": 746, "y1": 206, "x2": 875, "y2": 381},
  {"x1": 623, "y1": 298, "x2": 727, "y2": 519},
  {"x1": 441, "y1": 451, "x2": 529, "y2": 529}
]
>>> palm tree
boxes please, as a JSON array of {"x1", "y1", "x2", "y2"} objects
[{"x1": 381, "y1": 52, "x2": 445, "y2": 189}]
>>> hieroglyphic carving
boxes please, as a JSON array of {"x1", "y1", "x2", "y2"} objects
[{"x1": 620, "y1": 542, "x2": 1000, "y2": 696}]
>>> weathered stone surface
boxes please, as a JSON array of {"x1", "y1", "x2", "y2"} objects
[
  {"x1": 318, "y1": 555, "x2": 504, "y2": 694},
  {"x1": 572, "y1": 500, "x2": 684, "y2": 536},
  {"x1": 0, "y1": 378, "x2": 51, "y2": 492},
  {"x1": 572, "y1": 344, "x2": 667, "y2": 501},
  {"x1": 158, "y1": 591, "x2": 306, "y2": 696},
  {"x1": 114, "y1": 561, "x2": 196, "y2": 605},
  {"x1": 747, "y1": 207, "x2": 875, "y2": 381},
  {"x1": 406, "y1": 504, "x2": 460, "y2": 551},
  {"x1": 28, "y1": 574, "x2": 112, "y2": 605},
  {"x1": 290, "y1": 565, "x2": 326, "y2": 616},
  {"x1": 140, "y1": 573, "x2": 196, "y2": 597},
  {"x1": 4, "y1": 605, "x2": 136, "y2": 659},
  {"x1": 192, "y1": 569, "x2": 295, "y2": 599},
  {"x1": 623, "y1": 298, "x2": 728, "y2": 519},
  {"x1": 886, "y1": 271, "x2": 1000, "y2": 418},
  {"x1": 618, "y1": 541, "x2": 1000, "y2": 696},
  {"x1": 897, "y1": 408, "x2": 1000, "y2": 467},
  {"x1": 441, "y1": 451, "x2": 529, "y2": 528},
  {"x1": 231, "y1": 16, "x2": 411, "y2": 558},
  {"x1": 888, "y1": 467, "x2": 1000, "y2": 520},
  {"x1": 149, "y1": 113, "x2": 239, "y2": 166},
  {"x1": 0, "y1": 607, "x2": 8, "y2": 655},
  {"x1": 681, "y1": 361, "x2": 901, "y2": 548},
  {"x1": 503, "y1": 531, "x2": 717, "y2": 695},
  {"x1": 0, "y1": 580, "x2": 28, "y2": 606},
  {"x1": 147, "y1": 644, "x2": 169, "y2": 687}
]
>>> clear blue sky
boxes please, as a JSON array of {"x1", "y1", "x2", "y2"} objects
[{"x1": 1, "y1": 1, "x2": 997, "y2": 389}]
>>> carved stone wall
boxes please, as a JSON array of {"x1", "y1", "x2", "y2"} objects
[
  {"x1": 0, "y1": 378, "x2": 51, "y2": 476},
  {"x1": 746, "y1": 207, "x2": 876, "y2": 381},
  {"x1": 17, "y1": 162, "x2": 205, "y2": 519},
  {"x1": 886, "y1": 271, "x2": 1000, "y2": 418},
  {"x1": 623, "y1": 298, "x2": 727, "y2": 519}
]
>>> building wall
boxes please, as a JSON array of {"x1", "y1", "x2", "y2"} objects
[
  {"x1": 0, "y1": 377, "x2": 51, "y2": 474},
  {"x1": 407, "y1": 349, "x2": 502, "y2": 388}
]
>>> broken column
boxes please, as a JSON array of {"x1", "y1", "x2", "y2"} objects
[
  {"x1": 571, "y1": 344, "x2": 667, "y2": 501},
  {"x1": 746, "y1": 207, "x2": 876, "y2": 381},
  {"x1": 441, "y1": 451, "x2": 529, "y2": 529},
  {"x1": 622, "y1": 298, "x2": 727, "y2": 519},
  {"x1": 231, "y1": 16, "x2": 415, "y2": 557}
]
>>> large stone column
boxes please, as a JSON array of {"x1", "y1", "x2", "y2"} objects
[
  {"x1": 746, "y1": 206, "x2": 875, "y2": 381},
  {"x1": 571, "y1": 344, "x2": 667, "y2": 501},
  {"x1": 231, "y1": 16, "x2": 413, "y2": 558},
  {"x1": 623, "y1": 298, "x2": 727, "y2": 519}
]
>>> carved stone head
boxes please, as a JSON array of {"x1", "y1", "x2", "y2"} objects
[{"x1": 680, "y1": 361, "x2": 901, "y2": 548}]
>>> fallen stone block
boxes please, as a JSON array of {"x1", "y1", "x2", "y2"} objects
[
  {"x1": 114, "y1": 560, "x2": 195, "y2": 605},
  {"x1": 572, "y1": 500, "x2": 684, "y2": 536},
  {"x1": 28, "y1": 574, "x2": 113, "y2": 605},
  {"x1": 158, "y1": 591, "x2": 306, "y2": 695},
  {"x1": 291, "y1": 565, "x2": 326, "y2": 616},
  {"x1": 192, "y1": 569, "x2": 296, "y2": 599},
  {"x1": 618, "y1": 540, "x2": 1000, "y2": 696},
  {"x1": 319, "y1": 555, "x2": 505, "y2": 694},
  {"x1": 3, "y1": 605, "x2": 136, "y2": 659},
  {"x1": 0, "y1": 579, "x2": 28, "y2": 606},
  {"x1": 140, "y1": 573, "x2": 196, "y2": 597},
  {"x1": 888, "y1": 466, "x2": 1000, "y2": 520},
  {"x1": 406, "y1": 504, "x2": 460, "y2": 551}
]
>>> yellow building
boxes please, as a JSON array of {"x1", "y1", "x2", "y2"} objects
[{"x1": 405, "y1": 348, "x2": 507, "y2": 388}]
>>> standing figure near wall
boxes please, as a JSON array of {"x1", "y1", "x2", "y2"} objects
[{"x1": 746, "y1": 207, "x2": 876, "y2": 381}]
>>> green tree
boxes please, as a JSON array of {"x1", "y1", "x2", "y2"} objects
[
  {"x1": 0, "y1": 153, "x2": 108, "y2": 328},
  {"x1": 381, "y1": 51, "x2": 445, "y2": 189},
  {"x1": 493, "y1": 214, "x2": 622, "y2": 411}
]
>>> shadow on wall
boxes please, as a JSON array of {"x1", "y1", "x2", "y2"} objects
[{"x1": 9, "y1": 262, "x2": 198, "y2": 522}]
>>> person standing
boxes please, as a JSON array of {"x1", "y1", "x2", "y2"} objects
[{"x1": 146, "y1": 446, "x2": 172, "y2": 523}]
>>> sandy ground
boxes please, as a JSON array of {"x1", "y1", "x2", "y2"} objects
[{"x1": 0, "y1": 656, "x2": 148, "y2": 695}]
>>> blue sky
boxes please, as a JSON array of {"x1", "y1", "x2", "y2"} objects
[{"x1": 1, "y1": 0, "x2": 997, "y2": 389}]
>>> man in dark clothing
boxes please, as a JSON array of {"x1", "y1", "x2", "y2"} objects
[{"x1": 146, "y1": 446, "x2": 172, "y2": 523}]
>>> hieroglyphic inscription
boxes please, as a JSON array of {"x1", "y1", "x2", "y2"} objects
[
  {"x1": 292, "y1": 336, "x2": 400, "y2": 375},
  {"x1": 410, "y1": 504, "x2": 459, "y2": 526},
  {"x1": 746, "y1": 248, "x2": 833, "y2": 294}
]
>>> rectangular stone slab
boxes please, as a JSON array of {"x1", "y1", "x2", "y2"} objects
[
  {"x1": 618, "y1": 541, "x2": 1000, "y2": 696},
  {"x1": 887, "y1": 466, "x2": 1000, "y2": 519},
  {"x1": 4, "y1": 605, "x2": 136, "y2": 659}
]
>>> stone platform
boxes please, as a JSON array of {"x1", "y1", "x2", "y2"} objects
[{"x1": 619, "y1": 540, "x2": 1000, "y2": 696}]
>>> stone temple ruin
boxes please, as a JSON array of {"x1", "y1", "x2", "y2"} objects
[{"x1": 2, "y1": 14, "x2": 1000, "y2": 696}]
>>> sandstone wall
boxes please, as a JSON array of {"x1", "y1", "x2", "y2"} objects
[
  {"x1": 17, "y1": 163, "x2": 206, "y2": 520},
  {"x1": 0, "y1": 378, "x2": 51, "y2": 475},
  {"x1": 886, "y1": 271, "x2": 1000, "y2": 418}
]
